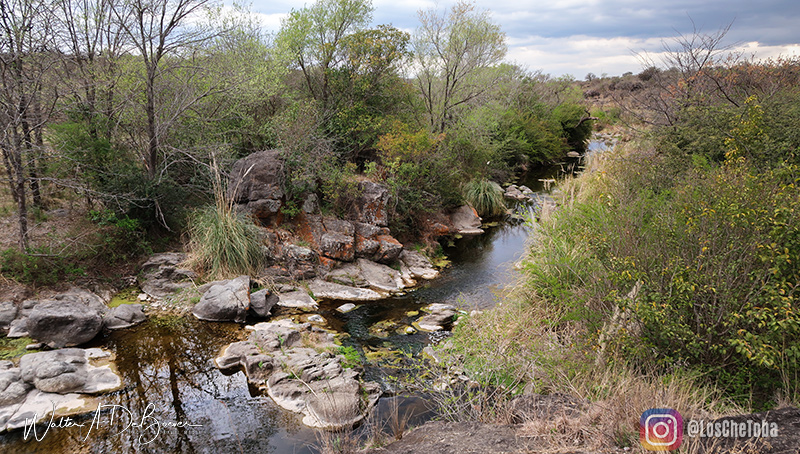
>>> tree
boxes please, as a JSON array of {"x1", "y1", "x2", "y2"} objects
[
  {"x1": 0, "y1": 0, "x2": 58, "y2": 249},
  {"x1": 414, "y1": 0, "x2": 506, "y2": 132},
  {"x1": 54, "y1": 0, "x2": 131, "y2": 141},
  {"x1": 277, "y1": 0, "x2": 373, "y2": 109},
  {"x1": 326, "y1": 24, "x2": 412, "y2": 160},
  {"x1": 111, "y1": 0, "x2": 219, "y2": 179}
]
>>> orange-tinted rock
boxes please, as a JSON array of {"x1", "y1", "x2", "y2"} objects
[
  {"x1": 355, "y1": 234, "x2": 380, "y2": 258},
  {"x1": 320, "y1": 232, "x2": 355, "y2": 262},
  {"x1": 373, "y1": 234, "x2": 403, "y2": 264}
]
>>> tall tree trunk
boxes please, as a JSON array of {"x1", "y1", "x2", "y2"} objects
[
  {"x1": 1, "y1": 145, "x2": 19, "y2": 205},
  {"x1": 9, "y1": 135, "x2": 28, "y2": 250},
  {"x1": 32, "y1": 90, "x2": 46, "y2": 209},
  {"x1": 145, "y1": 67, "x2": 157, "y2": 178}
]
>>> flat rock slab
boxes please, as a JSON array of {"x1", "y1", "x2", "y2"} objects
[
  {"x1": 277, "y1": 290, "x2": 318, "y2": 310},
  {"x1": 0, "y1": 348, "x2": 121, "y2": 432},
  {"x1": 307, "y1": 280, "x2": 383, "y2": 302},
  {"x1": 0, "y1": 390, "x2": 99, "y2": 433},
  {"x1": 356, "y1": 259, "x2": 405, "y2": 293},
  {"x1": 215, "y1": 319, "x2": 380, "y2": 430}
]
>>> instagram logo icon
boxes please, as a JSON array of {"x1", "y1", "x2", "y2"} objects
[{"x1": 640, "y1": 408, "x2": 683, "y2": 451}]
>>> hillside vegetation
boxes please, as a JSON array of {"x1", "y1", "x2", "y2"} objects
[
  {"x1": 0, "y1": 0, "x2": 592, "y2": 285},
  {"x1": 435, "y1": 29, "x2": 800, "y2": 451}
]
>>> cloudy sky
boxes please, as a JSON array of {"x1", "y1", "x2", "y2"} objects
[{"x1": 242, "y1": 0, "x2": 800, "y2": 78}]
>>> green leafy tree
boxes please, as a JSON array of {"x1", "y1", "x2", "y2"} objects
[
  {"x1": 276, "y1": 0, "x2": 374, "y2": 109},
  {"x1": 414, "y1": 0, "x2": 507, "y2": 132}
]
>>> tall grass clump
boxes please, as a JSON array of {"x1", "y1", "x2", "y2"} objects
[
  {"x1": 187, "y1": 164, "x2": 267, "y2": 280},
  {"x1": 462, "y1": 179, "x2": 506, "y2": 217}
]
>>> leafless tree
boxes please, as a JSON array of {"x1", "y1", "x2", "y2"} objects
[
  {"x1": 111, "y1": 0, "x2": 219, "y2": 179},
  {"x1": 0, "y1": 0, "x2": 59, "y2": 249}
]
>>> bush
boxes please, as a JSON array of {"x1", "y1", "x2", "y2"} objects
[
  {"x1": 495, "y1": 108, "x2": 567, "y2": 166},
  {"x1": 0, "y1": 247, "x2": 86, "y2": 287},
  {"x1": 462, "y1": 179, "x2": 506, "y2": 218},
  {"x1": 187, "y1": 196, "x2": 268, "y2": 280},
  {"x1": 373, "y1": 122, "x2": 462, "y2": 234},
  {"x1": 525, "y1": 141, "x2": 800, "y2": 406}
]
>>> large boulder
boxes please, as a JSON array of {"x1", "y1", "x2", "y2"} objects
[
  {"x1": 19, "y1": 349, "x2": 121, "y2": 394},
  {"x1": 26, "y1": 298, "x2": 103, "y2": 348},
  {"x1": 320, "y1": 218, "x2": 356, "y2": 262},
  {"x1": 350, "y1": 181, "x2": 390, "y2": 227},
  {"x1": 450, "y1": 205, "x2": 484, "y2": 237},
  {"x1": 227, "y1": 149, "x2": 285, "y2": 225},
  {"x1": 249, "y1": 288, "x2": 278, "y2": 318},
  {"x1": 192, "y1": 275, "x2": 251, "y2": 323},
  {"x1": 373, "y1": 234, "x2": 403, "y2": 264},
  {"x1": 103, "y1": 304, "x2": 147, "y2": 330},
  {"x1": 138, "y1": 252, "x2": 197, "y2": 299}
]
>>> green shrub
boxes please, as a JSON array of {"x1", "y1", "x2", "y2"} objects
[
  {"x1": 0, "y1": 247, "x2": 86, "y2": 287},
  {"x1": 526, "y1": 146, "x2": 800, "y2": 406},
  {"x1": 187, "y1": 197, "x2": 268, "y2": 280},
  {"x1": 87, "y1": 209, "x2": 151, "y2": 263},
  {"x1": 495, "y1": 108, "x2": 567, "y2": 166},
  {"x1": 462, "y1": 179, "x2": 506, "y2": 218}
]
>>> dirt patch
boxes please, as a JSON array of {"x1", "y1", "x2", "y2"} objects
[
  {"x1": 369, "y1": 400, "x2": 800, "y2": 454},
  {"x1": 367, "y1": 421, "x2": 528, "y2": 454}
]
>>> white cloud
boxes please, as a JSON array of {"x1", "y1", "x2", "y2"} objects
[{"x1": 240, "y1": 0, "x2": 800, "y2": 76}]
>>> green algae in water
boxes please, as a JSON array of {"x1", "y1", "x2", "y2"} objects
[
  {"x1": 0, "y1": 336, "x2": 38, "y2": 359},
  {"x1": 109, "y1": 286, "x2": 140, "y2": 308},
  {"x1": 150, "y1": 314, "x2": 189, "y2": 328}
]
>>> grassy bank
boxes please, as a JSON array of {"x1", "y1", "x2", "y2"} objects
[{"x1": 432, "y1": 132, "x2": 800, "y2": 451}]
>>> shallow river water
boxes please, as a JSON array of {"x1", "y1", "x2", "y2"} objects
[{"x1": 0, "y1": 159, "x2": 578, "y2": 454}]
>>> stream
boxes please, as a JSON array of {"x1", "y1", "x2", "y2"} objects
[{"x1": 0, "y1": 149, "x2": 598, "y2": 454}]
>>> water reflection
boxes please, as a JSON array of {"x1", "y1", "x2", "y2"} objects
[
  {"x1": 0, "y1": 154, "x2": 591, "y2": 454},
  {"x1": 0, "y1": 318, "x2": 319, "y2": 454}
]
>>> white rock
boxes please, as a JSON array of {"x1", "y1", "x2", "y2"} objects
[{"x1": 336, "y1": 303, "x2": 357, "y2": 313}]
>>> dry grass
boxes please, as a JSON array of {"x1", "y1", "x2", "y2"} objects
[
  {"x1": 514, "y1": 365, "x2": 738, "y2": 452},
  {"x1": 185, "y1": 160, "x2": 268, "y2": 280}
]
